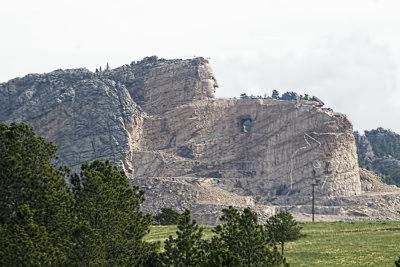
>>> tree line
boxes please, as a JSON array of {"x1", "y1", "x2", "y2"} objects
[
  {"x1": 4, "y1": 122, "x2": 397, "y2": 266},
  {"x1": 239, "y1": 90, "x2": 324, "y2": 105},
  {"x1": 0, "y1": 122, "x2": 301, "y2": 266},
  {"x1": 0, "y1": 123, "x2": 155, "y2": 266}
]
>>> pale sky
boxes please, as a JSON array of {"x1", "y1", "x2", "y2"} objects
[{"x1": 1, "y1": 0, "x2": 399, "y2": 133}]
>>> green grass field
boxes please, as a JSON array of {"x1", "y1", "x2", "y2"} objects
[
  {"x1": 145, "y1": 221, "x2": 400, "y2": 266},
  {"x1": 144, "y1": 225, "x2": 214, "y2": 245}
]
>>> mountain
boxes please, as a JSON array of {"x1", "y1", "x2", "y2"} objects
[
  {"x1": 1, "y1": 56, "x2": 399, "y2": 223},
  {"x1": 355, "y1": 128, "x2": 400, "y2": 186}
]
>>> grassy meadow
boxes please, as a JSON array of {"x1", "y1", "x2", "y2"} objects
[{"x1": 145, "y1": 221, "x2": 400, "y2": 266}]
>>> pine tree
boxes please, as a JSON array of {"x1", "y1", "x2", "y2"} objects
[
  {"x1": 203, "y1": 239, "x2": 243, "y2": 267},
  {"x1": 161, "y1": 209, "x2": 205, "y2": 267},
  {"x1": 67, "y1": 221, "x2": 106, "y2": 266},
  {"x1": 0, "y1": 122, "x2": 74, "y2": 263},
  {"x1": 0, "y1": 204, "x2": 63, "y2": 267},
  {"x1": 213, "y1": 206, "x2": 242, "y2": 254},
  {"x1": 280, "y1": 91, "x2": 299, "y2": 101},
  {"x1": 154, "y1": 207, "x2": 181, "y2": 225},
  {"x1": 265, "y1": 211, "x2": 304, "y2": 256},
  {"x1": 71, "y1": 160, "x2": 156, "y2": 266},
  {"x1": 272, "y1": 90, "x2": 280, "y2": 99},
  {"x1": 214, "y1": 206, "x2": 287, "y2": 266}
]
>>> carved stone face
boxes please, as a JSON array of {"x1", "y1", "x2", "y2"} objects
[
  {"x1": 198, "y1": 63, "x2": 218, "y2": 98},
  {"x1": 202, "y1": 79, "x2": 217, "y2": 98}
]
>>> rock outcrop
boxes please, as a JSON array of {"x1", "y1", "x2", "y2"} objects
[
  {"x1": 1, "y1": 56, "x2": 399, "y2": 224},
  {"x1": 0, "y1": 68, "x2": 142, "y2": 173}
]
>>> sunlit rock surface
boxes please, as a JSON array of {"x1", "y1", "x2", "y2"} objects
[{"x1": 2, "y1": 56, "x2": 399, "y2": 224}]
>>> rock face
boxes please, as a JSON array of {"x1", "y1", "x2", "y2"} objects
[
  {"x1": 136, "y1": 99, "x2": 361, "y2": 198},
  {"x1": 0, "y1": 68, "x2": 142, "y2": 172},
  {"x1": 1, "y1": 56, "x2": 399, "y2": 224}
]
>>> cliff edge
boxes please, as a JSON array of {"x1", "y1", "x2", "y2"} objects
[{"x1": 1, "y1": 56, "x2": 399, "y2": 224}]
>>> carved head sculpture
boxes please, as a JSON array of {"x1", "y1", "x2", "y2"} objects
[{"x1": 198, "y1": 62, "x2": 218, "y2": 98}]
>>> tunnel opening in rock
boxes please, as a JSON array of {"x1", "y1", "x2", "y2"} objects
[{"x1": 241, "y1": 118, "x2": 252, "y2": 133}]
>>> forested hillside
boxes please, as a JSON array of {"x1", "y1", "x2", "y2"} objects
[{"x1": 355, "y1": 128, "x2": 400, "y2": 186}]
